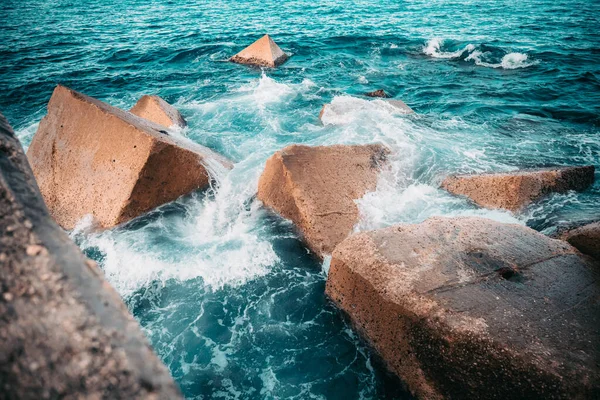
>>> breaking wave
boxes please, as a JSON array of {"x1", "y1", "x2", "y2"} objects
[
  {"x1": 465, "y1": 51, "x2": 539, "y2": 69},
  {"x1": 423, "y1": 38, "x2": 476, "y2": 59},
  {"x1": 423, "y1": 38, "x2": 539, "y2": 69}
]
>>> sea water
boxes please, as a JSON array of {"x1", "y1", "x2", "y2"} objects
[{"x1": 1, "y1": 0, "x2": 599, "y2": 398}]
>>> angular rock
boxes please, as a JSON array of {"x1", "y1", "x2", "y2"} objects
[
  {"x1": 386, "y1": 99, "x2": 414, "y2": 114},
  {"x1": 326, "y1": 217, "x2": 600, "y2": 400},
  {"x1": 365, "y1": 89, "x2": 390, "y2": 98},
  {"x1": 442, "y1": 166, "x2": 595, "y2": 212},
  {"x1": 0, "y1": 113, "x2": 182, "y2": 398},
  {"x1": 561, "y1": 221, "x2": 600, "y2": 260},
  {"x1": 319, "y1": 98, "x2": 413, "y2": 122},
  {"x1": 130, "y1": 95, "x2": 187, "y2": 128},
  {"x1": 27, "y1": 85, "x2": 231, "y2": 229},
  {"x1": 230, "y1": 34, "x2": 288, "y2": 68},
  {"x1": 257, "y1": 144, "x2": 388, "y2": 258}
]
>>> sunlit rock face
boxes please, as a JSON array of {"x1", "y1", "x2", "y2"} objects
[
  {"x1": 326, "y1": 216, "x2": 600, "y2": 400},
  {"x1": 442, "y1": 166, "x2": 595, "y2": 212},
  {"x1": 130, "y1": 94, "x2": 187, "y2": 128},
  {"x1": 230, "y1": 34, "x2": 289, "y2": 68},
  {"x1": 258, "y1": 143, "x2": 388, "y2": 258},
  {"x1": 27, "y1": 85, "x2": 231, "y2": 229}
]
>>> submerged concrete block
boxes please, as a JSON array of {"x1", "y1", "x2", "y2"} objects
[
  {"x1": 364, "y1": 89, "x2": 390, "y2": 98},
  {"x1": 319, "y1": 98, "x2": 414, "y2": 121}
]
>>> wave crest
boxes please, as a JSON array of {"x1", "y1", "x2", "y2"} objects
[
  {"x1": 465, "y1": 51, "x2": 539, "y2": 69},
  {"x1": 423, "y1": 38, "x2": 475, "y2": 59},
  {"x1": 424, "y1": 38, "x2": 538, "y2": 69}
]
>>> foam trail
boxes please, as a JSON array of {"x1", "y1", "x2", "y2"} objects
[{"x1": 465, "y1": 51, "x2": 538, "y2": 69}]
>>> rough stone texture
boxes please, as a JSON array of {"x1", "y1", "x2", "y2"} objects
[
  {"x1": 230, "y1": 34, "x2": 288, "y2": 68},
  {"x1": 319, "y1": 99, "x2": 413, "y2": 121},
  {"x1": 560, "y1": 221, "x2": 600, "y2": 260},
  {"x1": 257, "y1": 144, "x2": 388, "y2": 258},
  {"x1": 0, "y1": 113, "x2": 182, "y2": 399},
  {"x1": 326, "y1": 217, "x2": 600, "y2": 400},
  {"x1": 442, "y1": 166, "x2": 595, "y2": 212},
  {"x1": 365, "y1": 89, "x2": 390, "y2": 98},
  {"x1": 27, "y1": 85, "x2": 231, "y2": 229},
  {"x1": 130, "y1": 95, "x2": 187, "y2": 128}
]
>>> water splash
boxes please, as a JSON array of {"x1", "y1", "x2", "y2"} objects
[
  {"x1": 423, "y1": 38, "x2": 475, "y2": 59},
  {"x1": 424, "y1": 38, "x2": 539, "y2": 69},
  {"x1": 465, "y1": 50, "x2": 539, "y2": 69}
]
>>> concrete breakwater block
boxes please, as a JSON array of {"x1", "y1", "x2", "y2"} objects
[
  {"x1": 130, "y1": 94, "x2": 187, "y2": 128},
  {"x1": 0, "y1": 113, "x2": 182, "y2": 398},
  {"x1": 560, "y1": 221, "x2": 600, "y2": 260},
  {"x1": 441, "y1": 166, "x2": 595, "y2": 212},
  {"x1": 326, "y1": 216, "x2": 600, "y2": 399},
  {"x1": 319, "y1": 98, "x2": 414, "y2": 121},
  {"x1": 230, "y1": 34, "x2": 289, "y2": 68},
  {"x1": 27, "y1": 85, "x2": 232, "y2": 229},
  {"x1": 257, "y1": 144, "x2": 388, "y2": 259}
]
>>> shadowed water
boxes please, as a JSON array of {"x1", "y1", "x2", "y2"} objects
[{"x1": 1, "y1": 0, "x2": 599, "y2": 398}]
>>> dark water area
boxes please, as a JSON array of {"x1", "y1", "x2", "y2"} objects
[{"x1": 1, "y1": 0, "x2": 599, "y2": 398}]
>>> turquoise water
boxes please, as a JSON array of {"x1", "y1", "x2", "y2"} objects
[{"x1": 2, "y1": 0, "x2": 600, "y2": 398}]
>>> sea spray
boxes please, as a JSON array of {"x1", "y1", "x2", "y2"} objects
[
  {"x1": 423, "y1": 38, "x2": 476, "y2": 59},
  {"x1": 424, "y1": 38, "x2": 539, "y2": 69}
]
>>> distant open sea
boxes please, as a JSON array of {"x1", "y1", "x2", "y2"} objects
[{"x1": 1, "y1": 0, "x2": 599, "y2": 398}]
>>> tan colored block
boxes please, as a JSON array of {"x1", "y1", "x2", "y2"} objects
[
  {"x1": 327, "y1": 216, "x2": 600, "y2": 399},
  {"x1": 442, "y1": 166, "x2": 594, "y2": 211},
  {"x1": 130, "y1": 95, "x2": 187, "y2": 128},
  {"x1": 257, "y1": 144, "x2": 388, "y2": 258},
  {"x1": 27, "y1": 85, "x2": 231, "y2": 229},
  {"x1": 230, "y1": 34, "x2": 288, "y2": 68}
]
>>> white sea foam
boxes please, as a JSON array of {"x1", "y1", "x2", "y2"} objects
[
  {"x1": 320, "y1": 95, "x2": 414, "y2": 127},
  {"x1": 259, "y1": 366, "x2": 279, "y2": 396},
  {"x1": 310, "y1": 92, "x2": 520, "y2": 241},
  {"x1": 500, "y1": 52, "x2": 539, "y2": 69},
  {"x1": 72, "y1": 204, "x2": 277, "y2": 297},
  {"x1": 423, "y1": 38, "x2": 475, "y2": 59},
  {"x1": 237, "y1": 72, "x2": 296, "y2": 108},
  {"x1": 465, "y1": 51, "x2": 538, "y2": 69},
  {"x1": 355, "y1": 182, "x2": 521, "y2": 232},
  {"x1": 424, "y1": 38, "x2": 538, "y2": 69},
  {"x1": 69, "y1": 74, "x2": 330, "y2": 298},
  {"x1": 71, "y1": 160, "x2": 278, "y2": 298},
  {"x1": 15, "y1": 121, "x2": 39, "y2": 151}
]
